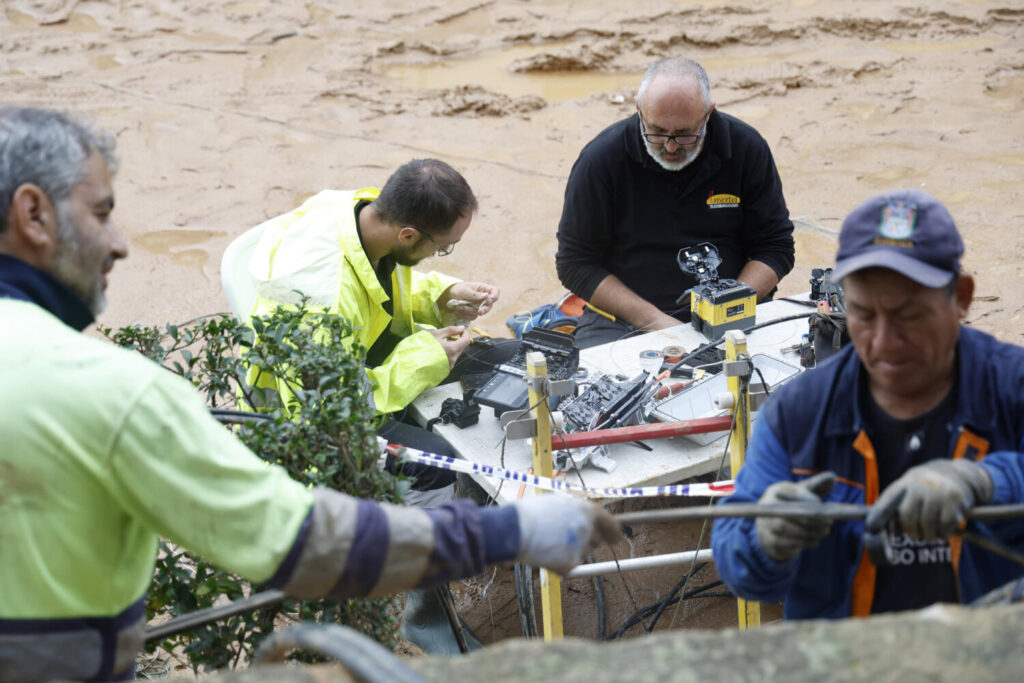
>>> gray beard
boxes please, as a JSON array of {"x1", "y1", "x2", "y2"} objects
[
  {"x1": 642, "y1": 136, "x2": 704, "y2": 172},
  {"x1": 49, "y1": 200, "x2": 106, "y2": 315}
]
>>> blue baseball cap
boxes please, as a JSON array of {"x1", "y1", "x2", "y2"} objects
[{"x1": 832, "y1": 189, "x2": 963, "y2": 288}]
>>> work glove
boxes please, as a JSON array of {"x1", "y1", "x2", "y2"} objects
[
  {"x1": 513, "y1": 496, "x2": 621, "y2": 575},
  {"x1": 755, "y1": 471, "x2": 837, "y2": 563},
  {"x1": 868, "y1": 459, "x2": 993, "y2": 541}
]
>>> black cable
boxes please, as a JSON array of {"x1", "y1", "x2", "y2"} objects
[
  {"x1": 609, "y1": 580, "x2": 728, "y2": 640},
  {"x1": 435, "y1": 584, "x2": 470, "y2": 655},
  {"x1": 645, "y1": 562, "x2": 709, "y2": 633},
  {"x1": 665, "y1": 312, "x2": 814, "y2": 375},
  {"x1": 514, "y1": 563, "x2": 538, "y2": 638},
  {"x1": 753, "y1": 366, "x2": 773, "y2": 396},
  {"x1": 587, "y1": 554, "x2": 607, "y2": 641},
  {"x1": 456, "y1": 615, "x2": 483, "y2": 647},
  {"x1": 145, "y1": 589, "x2": 285, "y2": 643}
]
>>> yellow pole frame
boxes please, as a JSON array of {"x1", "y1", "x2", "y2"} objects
[
  {"x1": 725, "y1": 330, "x2": 762, "y2": 629},
  {"x1": 525, "y1": 351, "x2": 563, "y2": 640}
]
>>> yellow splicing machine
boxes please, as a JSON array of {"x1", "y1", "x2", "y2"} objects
[{"x1": 678, "y1": 242, "x2": 756, "y2": 339}]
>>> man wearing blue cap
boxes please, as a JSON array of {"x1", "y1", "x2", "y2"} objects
[{"x1": 712, "y1": 189, "x2": 1024, "y2": 618}]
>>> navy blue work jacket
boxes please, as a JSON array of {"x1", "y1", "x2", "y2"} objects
[{"x1": 712, "y1": 325, "x2": 1024, "y2": 618}]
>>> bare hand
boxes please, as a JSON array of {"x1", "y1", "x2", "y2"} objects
[
  {"x1": 430, "y1": 326, "x2": 472, "y2": 368},
  {"x1": 440, "y1": 282, "x2": 500, "y2": 322}
]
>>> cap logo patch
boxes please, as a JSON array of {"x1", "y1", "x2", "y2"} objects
[{"x1": 878, "y1": 201, "x2": 917, "y2": 241}]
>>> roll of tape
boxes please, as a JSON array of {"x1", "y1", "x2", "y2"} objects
[
  {"x1": 663, "y1": 345, "x2": 685, "y2": 364},
  {"x1": 639, "y1": 349, "x2": 664, "y2": 374}
]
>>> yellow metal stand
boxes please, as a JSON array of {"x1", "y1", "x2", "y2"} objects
[
  {"x1": 525, "y1": 351, "x2": 564, "y2": 641},
  {"x1": 725, "y1": 330, "x2": 762, "y2": 629}
]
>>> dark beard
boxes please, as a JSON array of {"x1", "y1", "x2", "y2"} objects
[
  {"x1": 391, "y1": 250, "x2": 424, "y2": 267},
  {"x1": 391, "y1": 239, "x2": 427, "y2": 267}
]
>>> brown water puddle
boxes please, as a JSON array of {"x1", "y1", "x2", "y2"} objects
[
  {"x1": 90, "y1": 53, "x2": 122, "y2": 70},
  {"x1": 133, "y1": 229, "x2": 226, "y2": 273}
]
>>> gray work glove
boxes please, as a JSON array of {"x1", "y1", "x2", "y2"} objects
[
  {"x1": 756, "y1": 472, "x2": 837, "y2": 563},
  {"x1": 870, "y1": 459, "x2": 993, "y2": 541},
  {"x1": 513, "y1": 497, "x2": 621, "y2": 575}
]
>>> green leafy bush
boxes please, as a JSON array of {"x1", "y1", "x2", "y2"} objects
[{"x1": 102, "y1": 303, "x2": 403, "y2": 672}]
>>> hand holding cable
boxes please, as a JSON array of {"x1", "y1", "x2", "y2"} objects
[
  {"x1": 867, "y1": 459, "x2": 993, "y2": 541},
  {"x1": 756, "y1": 472, "x2": 837, "y2": 562}
]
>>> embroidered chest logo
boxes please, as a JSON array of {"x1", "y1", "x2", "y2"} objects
[{"x1": 706, "y1": 191, "x2": 741, "y2": 210}]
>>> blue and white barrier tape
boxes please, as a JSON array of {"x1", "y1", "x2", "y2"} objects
[{"x1": 386, "y1": 444, "x2": 734, "y2": 499}]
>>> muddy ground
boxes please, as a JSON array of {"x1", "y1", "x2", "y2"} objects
[{"x1": 3, "y1": 0, "x2": 1022, "y2": 673}]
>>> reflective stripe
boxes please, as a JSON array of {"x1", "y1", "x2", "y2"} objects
[
  {"x1": 0, "y1": 630, "x2": 101, "y2": 681},
  {"x1": 282, "y1": 487, "x2": 360, "y2": 599},
  {"x1": 370, "y1": 504, "x2": 435, "y2": 597},
  {"x1": 113, "y1": 613, "x2": 146, "y2": 678},
  {"x1": 850, "y1": 429, "x2": 879, "y2": 618},
  {"x1": 0, "y1": 598, "x2": 144, "y2": 682}
]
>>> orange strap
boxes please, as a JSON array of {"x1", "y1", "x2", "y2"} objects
[
  {"x1": 949, "y1": 427, "x2": 990, "y2": 574},
  {"x1": 850, "y1": 430, "x2": 879, "y2": 618}
]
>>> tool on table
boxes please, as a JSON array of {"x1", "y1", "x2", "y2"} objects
[
  {"x1": 677, "y1": 242, "x2": 756, "y2": 340},
  {"x1": 638, "y1": 349, "x2": 664, "y2": 375},
  {"x1": 553, "y1": 371, "x2": 657, "y2": 472},
  {"x1": 473, "y1": 328, "x2": 579, "y2": 418}
]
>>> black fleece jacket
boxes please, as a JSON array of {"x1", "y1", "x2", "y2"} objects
[{"x1": 555, "y1": 110, "x2": 795, "y2": 317}]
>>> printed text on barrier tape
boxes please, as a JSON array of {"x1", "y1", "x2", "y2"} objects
[{"x1": 387, "y1": 445, "x2": 735, "y2": 498}]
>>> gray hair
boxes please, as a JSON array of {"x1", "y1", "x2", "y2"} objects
[
  {"x1": 636, "y1": 57, "x2": 712, "y2": 109},
  {"x1": 0, "y1": 106, "x2": 118, "y2": 233}
]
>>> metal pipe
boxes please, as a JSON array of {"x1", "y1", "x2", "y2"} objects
[
  {"x1": 566, "y1": 549, "x2": 714, "y2": 579},
  {"x1": 551, "y1": 415, "x2": 733, "y2": 449},
  {"x1": 613, "y1": 502, "x2": 1024, "y2": 526},
  {"x1": 144, "y1": 589, "x2": 285, "y2": 644}
]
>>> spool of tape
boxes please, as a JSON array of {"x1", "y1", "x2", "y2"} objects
[
  {"x1": 663, "y1": 345, "x2": 685, "y2": 364},
  {"x1": 639, "y1": 349, "x2": 664, "y2": 374}
]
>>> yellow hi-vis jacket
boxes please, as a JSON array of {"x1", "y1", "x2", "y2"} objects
[{"x1": 245, "y1": 189, "x2": 459, "y2": 415}]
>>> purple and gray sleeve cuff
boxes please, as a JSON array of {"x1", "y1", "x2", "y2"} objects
[{"x1": 267, "y1": 489, "x2": 522, "y2": 600}]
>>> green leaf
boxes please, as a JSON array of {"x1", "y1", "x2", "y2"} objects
[{"x1": 115, "y1": 302, "x2": 399, "y2": 670}]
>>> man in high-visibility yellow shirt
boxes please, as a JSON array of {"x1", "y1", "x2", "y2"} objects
[
  {"x1": 0, "y1": 105, "x2": 617, "y2": 682},
  {"x1": 243, "y1": 160, "x2": 516, "y2": 507}
]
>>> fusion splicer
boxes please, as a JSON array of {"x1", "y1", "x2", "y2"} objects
[
  {"x1": 473, "y1": 328, "x2": 579, "y2": 418},
  {"x1": 677, "y1": 242, "x2": 756, "y2": 340}
]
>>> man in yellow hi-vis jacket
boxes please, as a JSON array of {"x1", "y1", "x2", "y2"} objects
[
  {"x1": 0, "y1": 107, "x2": 617, "y2": 682},
  {"x1": 241, "y1": 160, "x2": 520, "y2": 652},
  {"x1": 243, "y1": 159, "x2": 512, "y2": 505}
]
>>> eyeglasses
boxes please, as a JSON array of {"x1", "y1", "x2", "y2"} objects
[
  {"x1": 638, "y1": 108, "x2": 710, "y2": 147},
  {"x1": 404, "y1": 225, "x2": 455, "y2": 256}
]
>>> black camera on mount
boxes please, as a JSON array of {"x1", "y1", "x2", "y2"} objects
[{"x1": 438, "y1": 397, "x2": 480, "y2": 429}]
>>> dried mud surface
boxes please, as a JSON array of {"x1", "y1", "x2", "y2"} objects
[{"x1": 3, "y1": 0, "x2": 1022, "y2": 667}]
